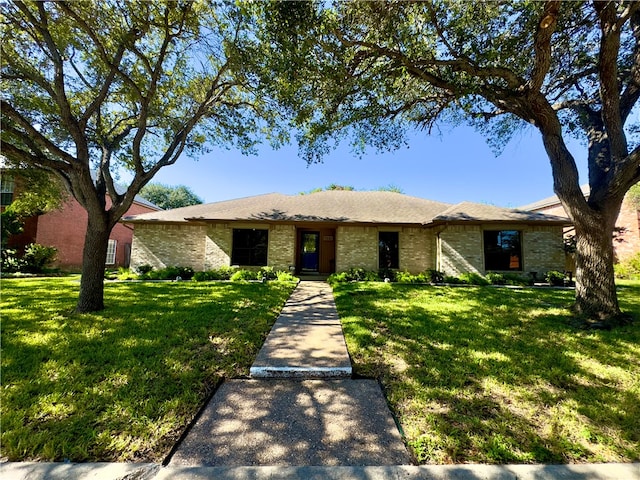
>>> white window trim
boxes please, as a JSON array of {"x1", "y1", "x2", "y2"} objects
[{"x1": 106, "y1": 239, "x2": 117, "y2": 265}]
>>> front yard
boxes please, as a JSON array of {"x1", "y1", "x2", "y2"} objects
[
  {"x1": 334, "y1": 281, "x2": 640, "y2": 464},
  {"x1": 0, "y1": 277, "x2": 296, "y2": 462}
]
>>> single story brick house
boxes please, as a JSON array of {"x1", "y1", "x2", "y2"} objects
[{"x1": 122, "y1": 190, "x2": 570, "y2": 277}]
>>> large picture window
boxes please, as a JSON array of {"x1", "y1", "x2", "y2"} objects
[
  {"x1": 232, "y1": 228, "x2": 268, "y2": 266},
  {"x1": 483, "y1": 230, "x2": 522, "y2": 271},
  {"x1": 379, "y1": 231, "x2": 399, "y2": 269}
]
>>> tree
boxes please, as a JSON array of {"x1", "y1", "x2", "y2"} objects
[
  {"x1": 139, "y1": 183, "x2": 203, "y2": 209},
  {"x1": 255, "y1": 0, "x2": 640, "y2": 326},
  {"x1": 1, "y1": 1, "x2": 281, "y2": 312}
]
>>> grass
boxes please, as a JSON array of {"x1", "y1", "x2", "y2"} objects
[
  {"x1": 333, "y1": 281, "x2": 640, "y2": 465},
  {"x1": 0, "y1": 276, "x2": 297, "y2": 462}
]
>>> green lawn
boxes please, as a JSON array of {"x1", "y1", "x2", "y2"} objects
[
  {"x1": 334, "y1": 281, "x2": 640, "y2": 465},
  {"x1": 0, "y1": 277, "x2": 296, "y2": 462}
]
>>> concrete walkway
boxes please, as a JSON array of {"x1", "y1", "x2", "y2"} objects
[
  {"x1": 250, "y1": 281, "x2": 352, "y2": 378},
  {"x1": 3, "y1": 281, "x2": 639, "y2": 479}
]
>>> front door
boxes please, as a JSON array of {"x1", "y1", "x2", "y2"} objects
[{"x1": 301, "y1": 232, "x2": 320, "y2": 272}]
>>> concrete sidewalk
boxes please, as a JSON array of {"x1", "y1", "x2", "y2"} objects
[
  {"x1": 3, "y1": 461, "x2": 639, "y2": 479},
  {"x1": 250, "y1": 281, "x2": 352, "y2": 378}
]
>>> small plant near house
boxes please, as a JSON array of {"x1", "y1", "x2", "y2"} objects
[
  {"x1": 545, "y1": 270, "x2": 566, "y2": 286},
  {"x1": 485, "y1": 272, "x2": 506, "y2": 285},
  {"x1": 116, "y1": 267, "x2": 138, "y2": 281},
  {"x1": 459, "y1": 272, "x2": 490, "y2": 286},
  {"x1": 614, "y1": 252, "x2": 640, "y2": 280},
  {"x1": 276, "y1": 271, "x2": 298, "y2": 282},
  {"x1": 378, "y1": 268, "x2": 397, "y2": 282},
  {"x1": 427, "y1": 269, "x2": 445, "y2": 283},
  {"x1": 230, "y1": 269, "x2": 259, "y2": 282},
  {"x1": 136, "y1": 264, "x2": 154, "y2": 275},
  {"x1": 258, "y1": 266, "x2": 278, "y2": 280}
]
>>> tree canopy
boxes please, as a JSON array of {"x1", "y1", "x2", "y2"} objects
[
  {"x1": 139, "y1": 183, "x2": 203, "y2": 209},
  {"x1": 253, "y1": 0, "x2": 640, "y2": 325},
  {"x1": 1, "y1": 0, "x2": 285, "y2": 311}
]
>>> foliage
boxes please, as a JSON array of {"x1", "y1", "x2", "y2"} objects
[
  {"x1": 334, "y1": 281, "x2": 640, "y2": 464},
  {"x1": 192, "y1": 266, "x2": 237, "y2": 281},
  {"x1": 614, "y1": 253, "x2": 640, "y2": 280},
  {"x1": 139, "y1": 183, "x2": 203, "y2": 210},
  {"x1": 275, "y1": 271, "x2": 299, "y2": 283},
  {"x1": 252, "y1": 0, "x2": 640, "y2": 322},
  {"x1": 135, "y1": 265, "x2": 154, "y2": 275},
  {"x1": 0, "y1": 277, "x2": 295, "y2": 461},
  {"x1": 2, "y1": 168, "x2": 66, "y2": 219},
  {"x1": 258, "y1": 266, "x2": 278, "y2": 280},
  {"x1": 1, "y1": 1, "x2": 287, "y2": 312},
  {"x1": 1, "y1": 210, "x2": 23, "y2": 245},
  {"x1": 459, "y1": 272, "x2": 490, "y2": 286},
  {"x1": 378, "y1": 268, "x2": 397, "y2": 282},
  {"x1": 395, "y1": 271, "x2": 429, "y2": 284},
  {"x1": 486, "y1": 272, "x2": 533, "y2": 287},
  {"x1": 328, "y1": 268, "x2": 379, "y2": 284},
  {"x1": 545, "y1": 270, "x2": 567, "y2": 287},
  {"x1": 0, "y1": 243, "x2": 57, "y2": 274},
  {"x1": 628, "y1": 182, "x2": 640, "y2": 209},
  {"x1": 230, "y1": 269, "x2": 259, "y2": 282}
]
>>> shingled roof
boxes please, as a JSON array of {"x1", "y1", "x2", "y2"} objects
[
  {"x1": 122, "y1": 191, "x2": 570, "y2": 226},
  {"x1": 432, "y1": 201, "x2": 570, "y2": 224}
]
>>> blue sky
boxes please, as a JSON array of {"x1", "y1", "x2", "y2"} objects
[{"x1": 149, "y1": 124, "x2": 589, "y2": 208}]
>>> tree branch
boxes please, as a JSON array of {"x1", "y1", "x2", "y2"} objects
[{"x1": 529, "y1": 1, "x2": 560, "y2": 91}]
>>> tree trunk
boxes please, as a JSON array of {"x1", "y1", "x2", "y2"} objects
[
  {"x1": 572, "y1": 206, "x2": 625, "y2": 327},
  {"x1": 76, "y1": 213, "x2": 111, "y2": 313}
]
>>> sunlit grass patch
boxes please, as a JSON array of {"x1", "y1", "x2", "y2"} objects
[
  {"x1": 1, "y1": 277, "x2": 296, "y2": 462},
  {"x1": 334, "y1": 281, "x2": 640, "y2": 464}
]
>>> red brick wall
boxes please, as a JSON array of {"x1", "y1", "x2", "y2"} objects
[
  {"x1": 35, "y1": 198, "x2": 158, "y2": 270},
  {"x1": 533, "y1": 195, "x2": 640, "y2": 262}
]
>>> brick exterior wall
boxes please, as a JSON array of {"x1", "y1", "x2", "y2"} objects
[
  {"x1": 532, "y1": 192, "x2": 640, "y2": 263},
  {"x1": 32, "y1": 197, "x2": 157, "y2": 270},
  {"x1": 335, "y1": 226, "x2": 378, "y2": 271},
  {"x1": 437, "y1": 224, "x2": 565, "y2": 277},
  {"x1": 438, "y1": 225, "x2": 484, "y2": 275},
  {"x1": 130, "y1": 223, "x2": 207, "y2": 270},
  {"x1": 129, "y1": 221, "x2": 565, "y2": 277},
  {"x1": 268, "y1": 224, "x2": 296, "y2": 271}
]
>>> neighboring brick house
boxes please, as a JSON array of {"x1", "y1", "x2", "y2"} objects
[
  {"x1": 123, "y1": 191, "x2": 569, "y2": 278},
  {"x1": 2, "y1": 171, "x2": 161, "y2": 270},
  {"x1": 521, "y1": 185, "x2": 640, "y2": 263}
]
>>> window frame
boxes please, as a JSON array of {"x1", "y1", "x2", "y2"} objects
[
  {"x1": 483, "y1": 229, "x2": 523, "y2": 272},
  {"x1": 378, "y1": 231, "x2": 399, "y2": 270},
  {"x1": 106, "y1": 239, "x2": 117, "y2": 265},
  {"x1": 1, "y1": 175, "x2": 15, "y2": 206},
  {"x1": 231, "y1": 228, "x2": 269, "y2": 267}
]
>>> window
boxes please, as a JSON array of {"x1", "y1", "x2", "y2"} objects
[
  {"x1": 379, "y1": 231, "x2": 399, "y2": 269},
  {"x1": 483, "y1": 230, "x2": 522, "y2": 271},
  {"x1": 106, "y1": 239, "x2": 117, "y2": 265},
  {"x1": 1, "y1": 175, "x2": 15, "y2": 206},
  {"x1": 232, "y1": 228, "x2": 268, "y2": 266}
]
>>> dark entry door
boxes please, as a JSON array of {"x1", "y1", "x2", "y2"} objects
[{"x1": 301, "y1": 232, "x2": 320, "y2": 272}]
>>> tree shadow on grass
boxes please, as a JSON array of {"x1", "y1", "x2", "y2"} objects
[
  {"x1": 335, "y1": 282, "x2": 640, "y2": 464},
  {"x1": 0, "y1": 279, "x2": 296, "y2": 462}
]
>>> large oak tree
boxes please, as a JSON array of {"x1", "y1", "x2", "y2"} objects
[
  {"x1": 255, "y1": 0, "x2": 640, "y2": 326},
  {"x1": 1, "y1": 1, "x2": 281, "y2": 312}
]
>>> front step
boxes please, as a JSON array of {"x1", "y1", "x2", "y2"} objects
[{"x1": 249, "y1": 365, "x2": 352, "y2": 379}]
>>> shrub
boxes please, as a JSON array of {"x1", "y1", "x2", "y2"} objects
[
  {"x1": 458, "y1": 272, "x2": 489, "y2": 286},
  {"x1": 230, "y1": 269, "x2": 258, "y2": 281},
  {"x1": 116, "y1": 267, "x2": 138, "y2": 281},
  {"x1": 21, "y1": 243, "x2": 57, "y2": 273},
  {"x1": 444, "y1": 275, "x2": 464, "y2": 284},
  {"x1": 136, "y1": 264, "x2": 153, "y2": 275},
  {"x1": 545, "y1": 270, "x2": 566, "y2": 286},
  {"x1": 1, "y1": 248, "x2": 24, "y2": 273},
  {"x1": 275, "y1": 271, "x2": 298, "y2": 282},
  {"x1": 614, "y1": 252, "x2": 640, "y2": 280},
  {"x1": 486, "y1": 272, "x2": 506, "y2": 285},
  {"x1": 258, "y1": 266, "x2": 278, "y2": 280},
  {"x1": 328, "y1": 268, "x2": 379, "y2": 284},
  {"x1": 378, "y1": 268, "x2": 397, "y2": 282},
  {"x1": 427, "y1": 269, "x2": 445, "y2": 283}
]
